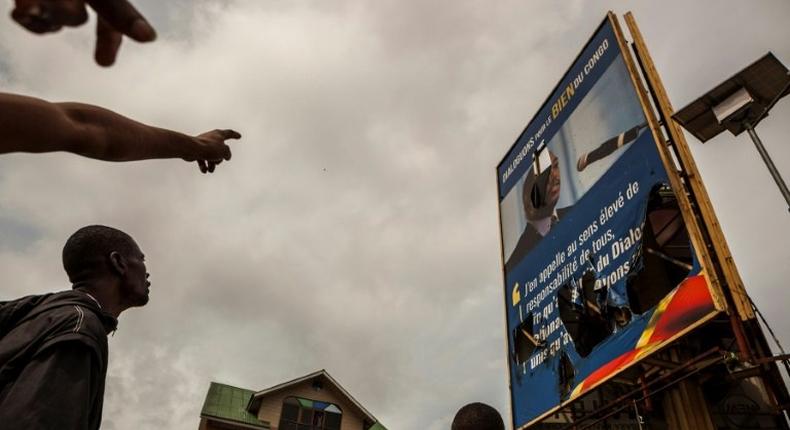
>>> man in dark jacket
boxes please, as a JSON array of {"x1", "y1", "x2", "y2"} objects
[{"x1": 0, "y1": 225, "x2": 150, "y2": 429}]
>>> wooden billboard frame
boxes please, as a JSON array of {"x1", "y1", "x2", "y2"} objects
[
  {"x1": 609, "y1": 12, "x2": 728, "y2": 314},
  {"x1": 622, "y1": 12, "x2": 755, "y2": 322}
]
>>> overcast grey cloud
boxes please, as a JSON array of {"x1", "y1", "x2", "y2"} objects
[{"x1": 1, "y1": 1, "x2": 788, "y2": 429}]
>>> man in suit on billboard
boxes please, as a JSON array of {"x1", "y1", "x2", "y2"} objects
[{"x1": 505, "y1": 150, "x2": 568, "y2": 273}]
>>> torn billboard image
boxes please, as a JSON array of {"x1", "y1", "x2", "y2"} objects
[{"x1": 497, "y1": 16, "x2": 718, "y2": 428}]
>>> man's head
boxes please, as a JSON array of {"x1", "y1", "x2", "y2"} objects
[
  {"x1": 523, "y1": 150, "x2": 561, "y2": 221},
  {"x1": 63, "y1": 225, "x2": 150, "y2": 308},
  {"x1": 451, "y1": 402, "x2": 505, "y2": 430}
]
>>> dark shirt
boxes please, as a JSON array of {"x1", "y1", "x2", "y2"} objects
[
  {"x1": 0, "y1": 290, "x2": 117, "y2": 429},
  {"x1": 505, "y1": 206, "x2": 571, "y2": 273}
]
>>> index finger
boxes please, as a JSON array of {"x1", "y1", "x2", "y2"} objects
[
  {"x1": 219, "y1": 129, "x2": 240, "y2": 160},
  {"x1": 94, "y1": 16, "x2": 122, "y2": 66},
  {"x1": 220, "y1": 129, "x2": 242, "y2": 140},
  {"x1": 86, "y1": 0, "x2": 155, "y2": 42}
]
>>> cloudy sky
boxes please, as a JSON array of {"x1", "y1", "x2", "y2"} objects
[{"x1": 1, "y1": 1, "x2": 789, "y2": 428}]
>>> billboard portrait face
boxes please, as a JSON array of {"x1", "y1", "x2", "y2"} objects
[{"x1": 497, "y1": 16, "x2": 718, "y2": 428}]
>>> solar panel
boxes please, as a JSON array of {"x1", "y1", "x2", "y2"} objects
[{"x1": 673, "y1": 53, "x2": 789, "y2": 142}]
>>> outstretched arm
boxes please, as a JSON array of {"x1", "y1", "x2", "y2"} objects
[
  {"x1": 0, "y1": 92, "x2": 240, "y2": 173},
  {"x1": 576, "y1": 123, "x2": 647, "y2": 172}
]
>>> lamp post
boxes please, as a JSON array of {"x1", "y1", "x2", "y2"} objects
[
  {"x1": 674, "y1": 53, "x2": 790, "y2": 211},
  {"x1": 743, "y1": 121, "x2": 790, "y2": 207}
]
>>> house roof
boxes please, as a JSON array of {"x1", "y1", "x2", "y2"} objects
[
  {"x1": 200, "y1": 382, "x2": 270, "y2": 429},
  {"x1": 246, "y1": 369, "x2": 386, "y2": 429}
]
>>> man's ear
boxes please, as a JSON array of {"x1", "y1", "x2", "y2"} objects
[{"x1": 109, "y1": 251, "x2": 127, "y2": 276}]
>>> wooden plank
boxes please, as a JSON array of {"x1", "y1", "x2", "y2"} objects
[
  {"x1": 670, "y1": 386, "x2": 692, "y2": 430},
  {"x1": 608, "y1": 13, "x2": 728, "y2": 313},
  {"x1": 668, "y1": 350, "x2": 695, "y2": 430},
  {"x1": 689, "y1": 379, "x2": 716, "y2": 430},
  {"x1": 662, "y1": 391, "x2": 682, "y2": 430},
  {"x1": 623, "y1": 12, "x2": 754, "y2": 321}
]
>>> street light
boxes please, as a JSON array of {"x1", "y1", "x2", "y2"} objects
[{"x1": 674, "y1": 53, "x2": 790, "y2": 211}]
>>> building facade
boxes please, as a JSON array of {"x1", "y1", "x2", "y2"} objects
[{"x1": 199, "y1": 370, "x2": 386, "y2": 430}]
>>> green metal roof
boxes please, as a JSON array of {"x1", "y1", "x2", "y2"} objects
[
  {"x1": 369, "y1": 423, "x2": 388, "y2": 430},
  {"x1": 201, "y1": 382, "x2": 270, "y2": 428}
]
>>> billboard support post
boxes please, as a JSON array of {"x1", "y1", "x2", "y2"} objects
[{"x1": 557, "y1": 346, "x2": 724, "y2": 430}]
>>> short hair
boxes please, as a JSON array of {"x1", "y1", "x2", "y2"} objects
[
  {"x1": 451, "y1": 402, "x2": 504, "y2": 430},
  {"x1": 62, "y1": 225, "x2": 138, "y2": 284}
]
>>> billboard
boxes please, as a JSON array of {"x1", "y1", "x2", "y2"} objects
[{"x1": 497, "y1": 15, "x2": 721, "y2": 428}]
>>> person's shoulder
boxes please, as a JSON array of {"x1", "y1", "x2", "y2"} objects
[
  {"x1": 29, "y1": 299, "x2": 109, "y2": 364},
  {"x1": 31, "y1": 291, "x2": 111, "y2": 342},
  {"x1": 557, "y1": 205, "x2": 573, "y2": 219},
  {"x1": 0, "y1": 292, "x2": 53, "y2": 333},
  {"x1": 67, "y1": 303, "x2": 107, "y2": 338},
  {"x1": 0, "y1": 291, "x2": 108, "y2": 363},
  {"x1": 505, "y1": 226, "x2": 540, "y2": 272}
]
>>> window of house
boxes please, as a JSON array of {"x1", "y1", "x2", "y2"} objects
[{"x1": 279, "y1": 397, "x2": 342, "y2": 430}]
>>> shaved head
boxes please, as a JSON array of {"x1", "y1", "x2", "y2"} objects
[
  {"x1": 62, "y1": 225, "x2": 139, "y2": 284},
  {"x1": 451, "y1": 402, "x2": 505, "y2": 430}
]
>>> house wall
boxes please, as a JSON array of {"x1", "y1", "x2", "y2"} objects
[
  {"x1": 199, "y1": 416, "x2": 263, "y2": 430},
  {"x1": 200, "y1": 417, "x2": 230, "y2": 430},
  {"x1": 255, "y1": 379, "x2": 367, "y2": 430}
]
